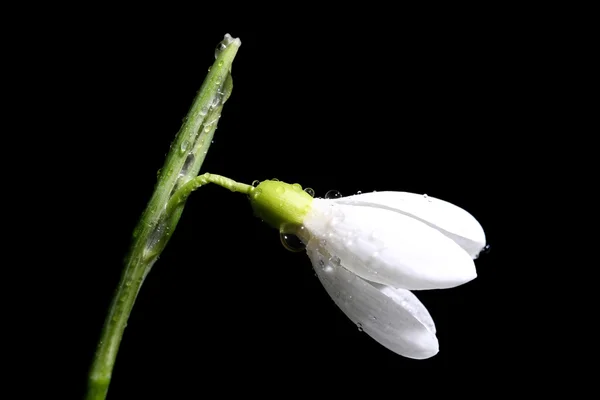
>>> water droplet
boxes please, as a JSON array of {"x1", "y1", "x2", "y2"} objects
[
  {"x1": 357, "y1": 322, "x2": 363, "y2": 332},
  {"x1": 280, "y1": 232, "x2": 305, "y2": 252},
  {"x1": 211, "y1": 140, "x2": 215, "y2": 144},
  {"x1": 156, "y1": 168, "x2": 162, "y2": 178},
  {"x1": 325, "y1": 190, "x2": 342, "y2": 199},
  {"x1": 214, "y1": 34, "x2": 235, "y2": 58},
  {"x1": 215, "y1": 77, "x2": 221, "y2": 85},
  {"x1": 218, "y1": 60, "x2": 223, "y2": 67},
  {"x1": 125, "y1": 280, "x2": 132, "y2": 287},
  {"x1": 180, "y1": 140, "x2": 190, "y2": 153},
  {"x1": 292, "y1": 183, "x2": 302, "y2": 190},
  {"x1": 214, "y1": 43, "x2": 227, "y2": 58},
  {"x1": 271, "y1": 178, "x2": 279, "y2": 181},
  {"x1": 204, "y1": 125, "x2": 211, "y2": 133},
  {"x1": 252, "y1": 180, "x2": 260, "y2": 187},
  {"x1": 304, "y1": 187, "x2": 315, "y2": 197},
  {"x1": 356, "y1": 190, "x2": 362, "y2": 194},
  {"x1": 475, "y1": 244, "x2": 492, "y2": 259},
  {"x1": 210, "y1": 95, "x2": 221, "y2": 108},
  {"x1": 275, "y1": 186, "x2": 285, "y2": 194}
]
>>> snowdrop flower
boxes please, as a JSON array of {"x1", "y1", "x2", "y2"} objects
[{"x1": 249, "y1": 180, "x2": 486, "y2": 359}]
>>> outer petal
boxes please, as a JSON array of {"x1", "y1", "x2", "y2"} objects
[
  {"x1": 307, "y1": 239, "x2": 438, "y2": 359},
  {"x1": 302, "y1": 199, "x2": 477, "y2": 290},
  {"x1": 333, "y1": 191, "x2": 486, "y2": 258}
]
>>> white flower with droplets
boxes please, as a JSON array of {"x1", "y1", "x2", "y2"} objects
[{"x1": 249, "y1": 180, "x2": 487, "y2": 359}]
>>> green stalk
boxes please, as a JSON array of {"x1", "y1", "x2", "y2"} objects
[{"x1": 86, "y1": 34, "x2": 241, "y2": 400}]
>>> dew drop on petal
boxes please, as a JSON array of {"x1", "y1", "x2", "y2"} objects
[
  {"x1": 280, "y1": 232, "x2": 305, "y2": 252},
  {"x1": 475, "y1": 244, "x2": 492, "y2": 259},
  {"x1": 325, "y1": 190, "x2": 342, "y2": 199},
  {"x1": 304, "y1": 187, "x2": 315, "y2": 197}
]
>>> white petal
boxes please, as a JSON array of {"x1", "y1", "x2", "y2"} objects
[
  {"x1": 303, "y1": 199, "x2": 477, "y2": 290},
  {"x1": 333, "y1": 191, "x2": 486, "y2": 258},
  {"x1": 307, "y1": 239, "x2": 438, "y2": 359}
]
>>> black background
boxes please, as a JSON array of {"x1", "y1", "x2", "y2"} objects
[{"x1": 21, "y1": 9, "x2": 539, "y2": 399}]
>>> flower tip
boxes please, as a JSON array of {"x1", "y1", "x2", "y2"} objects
[{"x1": 407, "y1": 339, "x2": 439, "y2": 360}]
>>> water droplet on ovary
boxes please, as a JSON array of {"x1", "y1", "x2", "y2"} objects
[
  {"x1": 357, "y1": 322, "x2": 363, "y2": 332},
  {"x1": 252, "y1": 180, "x2": 260, "y2": 187},
  {"x1": 275, "y1": 186, "x2": 285, "y2": 194},
  {"x1": 280, "y1": 232, "x2": 305, "y2": 252},
  {"x1": 325, "y1": 190, "x2": 342, "y2": 199},
  {"x1": 271, "y1": 178, "x2": 279, "y2": 181},
  {"x1": 292, "y1": 183, "x2": 302, "y2": 190},
  {"x1": 218, "y1": 60, "x2": 223, "y2": 67},
  {"x1": 304, "y1": 187, "x2": 315, "y2": 197},
  {"x1": 356, "y1": 190, "x2": 362, "y2": 194}
]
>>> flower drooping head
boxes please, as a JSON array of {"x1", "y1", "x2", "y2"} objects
[{"x1": 249, "y1": 180, "x2": 486, "y2": 359}]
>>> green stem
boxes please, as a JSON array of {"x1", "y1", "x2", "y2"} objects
[
  {"x1": 167, "y1": 173, "x2": 254, "y2": 215},
  {"x1": 86, "y1": 34, "x2": 241, "y2": 400}
]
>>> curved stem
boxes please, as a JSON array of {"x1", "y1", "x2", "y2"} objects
[{"x1": 167, "y1": 173, "x2": 254, "y2": 215}]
